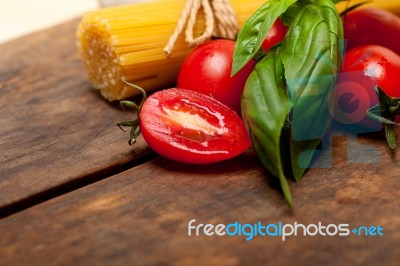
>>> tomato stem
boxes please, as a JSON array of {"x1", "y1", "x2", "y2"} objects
[
  {"x1": 389, "y1": 101, "x2": 400, "y2": 114},
  {"x1": 119, "y1": 100, "x2": 139, "y2": 112},
  {"x1": 366, "y1": 86, "x2": 400, "y2": 149},
  {"x1": 385, "y1": 122, "x2": 396, "y2": 149},
  {"x1": 340, "y1": 1, "x2": 372, "y2": 17},
  {"x1": 117, "y1": 117, "x2": 140, "y2": 145},
  {"x1": 120, "y1": 78, "x2": 147, "y2": 110},
  {"x1": 116, "y1": 79, "x2": 148, "y2": 145}
]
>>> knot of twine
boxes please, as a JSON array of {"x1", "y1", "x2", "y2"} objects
[{"x1": 164, "y1": 0, "x2": 239, "y2": 57}]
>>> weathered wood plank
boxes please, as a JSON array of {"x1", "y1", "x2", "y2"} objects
[
  {"x1": 0, "y1": 133, "x2": 398, "y2": 265},
  {"x1": 0, "y1": 19, "x2": 151, "y2": 209}
]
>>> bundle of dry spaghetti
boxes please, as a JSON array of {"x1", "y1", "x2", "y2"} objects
[
  {"x1": 77, "y1": 0, "x2": 265, "y2": 101},
  {"x1": 77, "y1": 0, "x2": 400, "y2": 101}
]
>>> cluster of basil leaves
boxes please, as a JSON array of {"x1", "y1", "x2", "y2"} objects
[{"x1": 233, "y1": 0, "x2": 344, "y2": 206}]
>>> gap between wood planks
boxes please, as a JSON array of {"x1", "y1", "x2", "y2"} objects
[{"x1": 0, "y1": 152, "x2": 157, "y2": 219}]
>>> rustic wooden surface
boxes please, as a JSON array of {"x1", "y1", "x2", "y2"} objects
[
  {"x1": 0, "y1": 19, "x2": 152, "y2": 212},
  {"x1": 0, "y1": 18, "x2": 399, "y2": 266},
  {"x1": 0, "y1": 134, "x2": 399, "y2": 266}
]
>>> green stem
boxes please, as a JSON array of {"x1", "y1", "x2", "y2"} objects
[
  {"x1": 340, "y1": 1, "x2": 372, "y2": 17},
  {"x1": 120, "y1": 100, "x2": 139, "y2": 111},
  {"x1": 389, "y1": 101, "x2": 400, "y2": 114},
  {"x1": 385, "y1": 123, "x2": 396, "y2": 149},
  {"x1": 116, "y1": 80, "x2": 148, "y2": 145}
]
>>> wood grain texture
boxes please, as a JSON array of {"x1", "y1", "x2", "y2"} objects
[
  {"x1": 0, "y1": 19, "x2": 151, "y2": 209},
  {"x1": 0, "y1": 132, "x2": 399, "y2": 266}
]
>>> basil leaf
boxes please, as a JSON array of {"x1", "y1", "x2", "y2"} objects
[
  {"x1": 232, "y1": 0, "x2": 298, "y2": 76},
  {"x1": 280, "y1": 0, "x2": 343, "y2": 181},
  {"x1": 281, "y1": 2, "x2": 305, "y2": 25},
  {"x1": 241, "y1": 49, "x2": 293, "y2": 206}
]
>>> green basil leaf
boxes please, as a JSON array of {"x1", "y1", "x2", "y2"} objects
[
  {"x1": 232, "y1": 0, "x2": 298, "y2": 76},
  {"x1": 241, "y1": 49, "x2": 293, "y2": 206},
  {"x1": 280, "y1": 0, "x2": 343, "y2": 181},
  {"x1": 281, "y1": 2, "x2": 305, "y2": 25}
]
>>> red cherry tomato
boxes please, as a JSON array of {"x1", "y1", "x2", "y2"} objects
[
  {"x1": 343, "y1": 7, "x2": 400, "y2": 55},
  {"x1": 261, "y1": 18, "x2": 288, "y2": 52},
  {"x1": 331, "y1": 45, "x2": 400, "y2": 128},
  {"x1": 177, "y1": 40, "x2": 255, "y2": 114},
  {"x1": 139, "y1": 88, "x2": 251, "y2": 164}
]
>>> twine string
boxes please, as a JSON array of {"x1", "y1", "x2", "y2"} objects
[
  {"x1": 212, "y1": 0, "x2": 239, "y2": 39},
  {"x1": 164, "y1": 0, "x2": 239, "y2": 57}
]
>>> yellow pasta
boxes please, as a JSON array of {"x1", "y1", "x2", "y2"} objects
[
  {"x1": 77, "y1": 0, "x2": 265, "y2": 101},
  {"x1": 77, "y1": 0, "x2": 400, "y2": 101}
]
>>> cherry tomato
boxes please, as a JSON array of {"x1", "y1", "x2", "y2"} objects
[
  {"x1": 177, "y1": 40, "x2": 255, "y2": 114},
  {"x1": 343, "y1": 7, "x2": 400, "y2": 55},
  {"x1": 139, "y1": 88, "x2": 251, "y2": 164},
  {"x1": 331, "y1": 45, "x2": 400, "y2": 128},
  {"x1": 261, "y1": 18, "x2": 288, "y2": 52}
]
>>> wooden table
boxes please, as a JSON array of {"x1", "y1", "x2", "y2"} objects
[{"x1": 0, "y1": 18, "x2": 399, "y2": 266}]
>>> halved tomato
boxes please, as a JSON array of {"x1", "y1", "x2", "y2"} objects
[{"x1": 139, "y1": 88, "x2": 251, "y2": 164}]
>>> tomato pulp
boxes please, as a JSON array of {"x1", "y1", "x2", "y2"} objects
[
  {"x1": 139, "y1": 88, "x2": 251, "y2": 164},
  {"x1": 177, "y1": 40, "x2": 254, "y2": 114}
]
